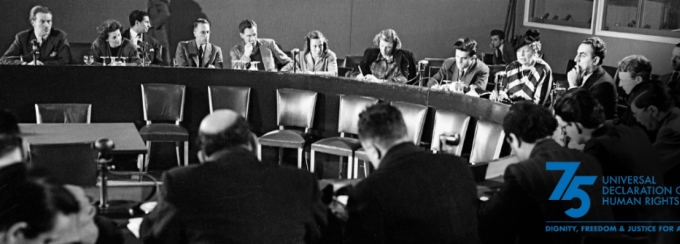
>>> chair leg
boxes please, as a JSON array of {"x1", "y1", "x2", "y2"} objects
[
  {"x1": 364, "y1": 161, "x2": 370, "y2": 177},
  {"x1": 257, "y1": 144, "x2": 262, "y2": 161},
  {"x1": 353, "y1": 157, "x2": 359, "y2": 179},
  {"x1": 144, "y1": 141, "x2": 151, "y2": 172},
  {"x1": 348, "y1": 156, "x2": 354, "y2": 179},
  {"x1": 310, "y1": 150, "x2": 316, "y2": 173},
  {"x1": 137, "y1": 154, "x2": 144, "y2": 173},
  {"x1": 347, "y1": 156, "x2": 353, "y2": 179},
  {"x1": 184, "y1": 141, "x2": 189, "y2": 166},
  {"x1": 297, "y1": 148, "x2": 303, "y2": 169},
  {"x1": 175, "y1": 142, "x2": 181, "y2": 167},
  {"x1": 278, "y1": 148, "x2": 284, "y2": 165}
]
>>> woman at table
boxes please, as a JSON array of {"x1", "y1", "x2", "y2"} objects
[
  {"x1": 353, "y1": 29, "x2": 416, "y2": 84},
  {"x1": 497, "y1": 37, "x2": 554, "y2": 107},
  {"x1": 90, "y1": 19, "x2": 141, "y2": 66},
  {"x1": 282, "y1": 30, "x2": 338, "y2": 76}
]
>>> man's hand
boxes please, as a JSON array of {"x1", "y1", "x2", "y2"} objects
[
  {"x1": 364, "y1": 74, "x2": 379, "y2": 82},
  {"x1": 243, "y1": 42, "x2": 254, "y2": 57},
  {"x1": 567, "y1": 66, "x2": 583, "y2": 89}
]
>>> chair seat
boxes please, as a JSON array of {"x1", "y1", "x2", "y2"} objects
[
  {"x1": 311, "y1": 137, "x2": 361, "y2": 156},
  {"x1": 259, "y1": 130, "x2": 309, "y2": 148},
  {"x1": 139, "y1": 124, "x2": 189, "y2": 141},
  {"x1": 354, "y1": 148, "x2": 369, "y2": 161}
]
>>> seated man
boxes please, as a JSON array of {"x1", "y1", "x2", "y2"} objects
[
  {"x1": 660, "y1": 43, "x2": 680, "y2": 108},
  {"x1": 122, "y1": 10, "x2": 164, "y2": 66},
  {"x1": 489, "y1": 29, "x2": 516, "y2": 65},
  {"x1": 478, "y1": 101, "x2": 616, "y2": 243},
  {"x1": 140, "y1": 110, "x2": 326, "y2": 244},
  {"x1": 616, "y1": 55, "x2": 656, "y2": 129},
  {"x1": 175, "y1": 18, "x2": 223, "y2": 68},
  {"x1": 344, "y1": 103, "x2": 481, "y2": 244},
  {"x1": 426, "y1": 37, "x2": 489, "y2": 90},
  {"x1": 554, "y1": 89, "x2": 664, "y2": 225},
  {"x1": 0, "y1": 179, "x2": 80, "y2": 244},
  {"x1": 566, "y1": 37, "x2": 617, "y2": 120},
  {"x1": 497, "y1": 38, "x2": 554, "y2": 107},
  {"x1": 630, "y1": 82, "x2": 680, "y2": 187},
  {"x1": 281, "y1": 30, "x2": 338, "y2": 76},
  {"x1": 90, "y1": 19, "x2": 141, "y2": 66},
  {"x1": 0, "y1": 5, "x2": 70, "y2": 65},
  {"x1": 353, "y1": 29, "x2": 417, "y2": 84},
  {"x1": 230, "y1": 19, "x2": 291, "y2": 71}
]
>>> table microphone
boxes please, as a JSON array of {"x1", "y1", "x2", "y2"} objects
[
  {"x1": 291, "y1": 48, "x2": 300, "y2": 73},
  {"x1": 30, "y1": 39, "x2": 40, "y2": 65}
]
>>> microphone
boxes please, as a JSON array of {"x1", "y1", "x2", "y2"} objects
[
  {"x1": 291, "y1": 48, "x2": 300, "y2": 73},
  {"x1": 291, "y1": 48, "x2": 300, "y2": 55},
  {"x1": 30, "y1": 39, "x2": 39, "y2": 53}
]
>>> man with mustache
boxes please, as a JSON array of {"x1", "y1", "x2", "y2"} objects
[{"x1": 0, "y1": 5, "x2": 71, "y2": 65}]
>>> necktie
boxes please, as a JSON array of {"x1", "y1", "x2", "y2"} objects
[
  {"x1": 198, "y1": 45, "x2": 204, "y2": 67},
  {"x1": 671, "y1": 71, "x2": 679, "y2": 84}
]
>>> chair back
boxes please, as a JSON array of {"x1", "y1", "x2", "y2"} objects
[
  {"x1": 338, "y1": 67, "x2": 354, "y2": 77},
  {"x1": 141, "y1": 83, "x2": 186, "y2": 123},
  {"x1": 208, "y1": 86, "x2": 251, "y2": 120},
  {"x1": 430, "y1": 109, "x2": 471, "y2": 155},
  {"x1": 343, "y1": 55, "x2": 363, "y2": 69},
  {"x1": 487, "y1": 65, "x2": 507, "y2": 91},
  {"x1": 390, "y1": 101, "x2": 428, "y2": 144},
  {"x1": 276, "y1": 89, "x2": 318, "y2": 129},
  {"x1": 29, "y1": 142, "x2": 97, "y2": 187},
  {"x1": 35, "y1": 103, "x2": 91, "y2": 124},
  {"x1": 338, "y1": 95, "x2": 379, "y2": 135},
  {"x1": 469, "y1": 120, "x2": 505, "y2": 164}
]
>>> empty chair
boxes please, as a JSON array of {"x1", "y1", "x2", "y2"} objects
[
  {"x1": 310, "y1": 95, "x2": 378, "y2": 177},
  {"x1": 139, "y1": 83, "x2": 188, "y2": 171},
  {"x1": 29, "y1": 142, "x2": 97, "y2": 186},
  {"x1": 258, "y1": 89, "x2": 318, "y2": 169},
  {"x1": 468, "y1": 120, "x2": 505, "y2": 164},
  {"x1": 35, "y1": 103, "x2": 91, "y2": 124},
  {"x1": 208, "y1": 86, "x2": 251, "y2": 120},
  {"x1": 353, "y1": 101, "x2": 428, "y2": 178},
  {"x1": 430, "y1": 109, "x2": 471, "y2": 156},
  {"x1": 424, "y1": 58, "x2": 446, "y2": 78},
  {"x1": 338, "y1": 67, "x2": 354, "y2": 77},
  {"x1": 343, "y1": 55, "x2": 363, "y2": 69}
]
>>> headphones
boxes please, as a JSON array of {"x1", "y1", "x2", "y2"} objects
[{"x1": 304, "y1": 31, "x2": 328, "y2": 54}]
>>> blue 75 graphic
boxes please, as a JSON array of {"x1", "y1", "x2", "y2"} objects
[{"x1": 547, "y1": 162, "x2": 597, "y2": 218}]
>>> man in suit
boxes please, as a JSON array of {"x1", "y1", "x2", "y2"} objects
[
  {"x1": 478, "y1": 101, "x2": 617, "y2": 244},
  {"x1": 630, "y1": 81, "x2": 680, "y2": 187},
  {"x1": 344, "y1": 103, "x2": 481, "y2": 244},
  {"x1": 0, "y1": 5, "x2": 70, "y2": 65},
  {"x1": 616, "y1": 55, "x2": 657, "y2": 134},
  {"x1": 122, "y1": 10, "x2": 164, "y2": 66},
  {"x1": 426, "y1": 37, "x2": 489, "y2": 90},
  {"x1": 90, "y1": 20, "x2": 141, "y2": 66},
  {"x1": 489, "y1": 29, "x2": 516, "y2": 65},
  {"x1": 140, "y1": 110, "x2": 326, "y2": 244},
  {"x1": 660, "y1": 43, "x2": 680, "y2": 108},
  {"x1": 554, "y1": 89, "x2": 664, "y2": 226},
  {"x1": 567, "y1": 37, "x2": 617, "y2": 120},
  {"x1": 175, "y1": 18, "x2": 223, "y2": 68},
  {"x1": 230, "y1": 19, "x2": 292, "y2": 71}
]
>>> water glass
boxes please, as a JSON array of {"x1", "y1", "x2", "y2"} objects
[
  {"x1": 83, "y1": 55, "x2": 93, "y2": 65},
  {"x1": 249, "y1": 61, "x2": 260, "y2": 71}
]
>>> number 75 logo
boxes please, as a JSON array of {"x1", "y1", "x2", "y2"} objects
[{"x1": 547, "y1": 162, "x2": 597, "y2": 218}]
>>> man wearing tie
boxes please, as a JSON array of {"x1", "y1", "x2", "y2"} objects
[
  {"x1": 0, "y1": 5, "x2": 71, "y2": 65},
  {"x1": 426, "y1": 37, "x2": 489, "y2": 90},
  {"x1": 229, "y1": 19, "x2": 293, "y2": 71},
  {"x1": 175, "y1": 18, "x2": 223, "y2": 68},
  {"x1": 660, "y1": 43, "x2": 680, "y2": 108},
  {"x1": 123, "y1": 10, "x2": 164, "y2": 66},
  {"x1": 489, "y1": 29, "x2": 516, "y2": 65}
]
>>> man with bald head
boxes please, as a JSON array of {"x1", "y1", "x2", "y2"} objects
[{"x1": 141, "y1": 110, "x2": 326, "y2": 244}]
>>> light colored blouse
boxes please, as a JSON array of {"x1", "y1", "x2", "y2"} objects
[{"x1": 283, "y1": 50, "x2": 338, "y2": 76}]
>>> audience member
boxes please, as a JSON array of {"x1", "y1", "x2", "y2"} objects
[
  {"x1": 567, "y1": 37, "x2": 617, "y2": 120},
  {"x1": 554, "y1": 89, "x2": 663, "y2": 226},
  {"x1": 140, "y1": 110, "x2": 326, "y2": 243},
  {"x1": 478, "y1": 101, "x2": 616, "y2": 243},
  {"x1": 175, "y1": 18, "x2": 223, "y2": 68},
  {"x1": 229, "y1": 19, "x2": 292, "y2": 71},
  {"x1": 0, "y1": 5, "x2": 70, "y2": 65},
  {"x1": 660, "y1": 43, "x2": 680, "y2": 108},
  {"x1": 498, "y1": 39, "x2": 554, "y2": 107},
  {"x1": 489, "y1": 29, "x2": 516, "y2": 65},
  {"x1": 90, "y1": 19, "x2": 141, "y2": 66},
  {"x1": 123, "y1": 10, "x2": 164, "y2": 66},
  {"x1": 427, "y1": 37, "x2": 489, "y2": 90},
  {"x1": 353, "y1": 29, "x2": 417, "y2": 84},
  {"x1": 344, "y1": 103, "x2": 481, "y2": 244},
  {"x1": 616, "y1": 55, "x2": 656, "y2": 129},
  {"x1": 147, "y1": 0, "x2": 171, "y2": 64},
  {"x1": 281, "y1": 30, "x2": 338, "y2": 76}
]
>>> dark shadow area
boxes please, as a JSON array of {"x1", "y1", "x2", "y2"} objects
[{"x1": 168, "y1": 0, "x2": 208, "y2": 61}]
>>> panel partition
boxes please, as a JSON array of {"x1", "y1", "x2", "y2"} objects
[{"x1": 0, "y1": 66, "x2": 509, "y2": 164}]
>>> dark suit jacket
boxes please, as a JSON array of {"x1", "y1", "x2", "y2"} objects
[
  {"x1": 175, "y1": 40, "x2": 223, "y2": 68},
  {"x1": 478, "y1": 140, "x2": 617, "y2": 244},
  {"x1": 585, "y1": 122, "x2": 664, "y2": 222},
  {"x1": 0, "y1": 28, "x2": 70, "y2": 65},
  {"x1": 661, "y1": 72, "x2": 680, "y2": 109},
  {"x1": 492, "y1": 42, "x2": 517, "y2": 65},
  {"x1": 426, "y1": 57, "x2": 489, "y2": 88},
  {"x1": 140, "y1": 148, "x2": 326, "y2": 244},
  {"x1": 345, "y1": 143, "x2": 481, "y2": 244},
  {"x1": 582, "y1": 66, "x2": 617, "y2": 120},
  {"x1": 122, "y1": 29, "x2": 164, "y2": 66},
  {"x1": 90, "y1": 38, "x2": 141, "y2": 66},
  {"x1": 356, "y1": 48, "x2": 417, "y2": 84}
]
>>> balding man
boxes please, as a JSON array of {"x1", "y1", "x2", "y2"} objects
[{"x1": 140, "y1": 110, "x2": 326, "y2": 244}]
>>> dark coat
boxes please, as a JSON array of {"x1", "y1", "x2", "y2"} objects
[
  {"x1": 492, "y1": 42, "x2": 517, "y2": 65},
  {"x1": 345, "y1": 143, "x2": 481, "y2": 244},
  {"x1": 582, "y1": 66, "x2": 617, "y2": 120},
  {"x1": 122, "y1": 29, "x2": 164, "y2": 66},
  {"x1": 660, "y1": 72, "x2": 680, "y2": 109},
  {"x1": 90, "y1": 38, "x2": 141, "y2": 66},
  {"x1": 357, "y1": 48, "x2": 417, "y2": 83},
  {"x1": 0, "y1": 28, "x2": 70, "y2": 65},
  {"x1": 140, "y1": 148, "x2": 327, "y2": 244},
  {"x1": 426, "y1": 57, "x2": 489, "y2": 88},
  {"x1": 175, "y1": 39, "x2": 223, "y2": 68}
]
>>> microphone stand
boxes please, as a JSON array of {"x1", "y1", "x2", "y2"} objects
[
  {"x1": 293, "y1": 51, "x2": 298, "y2": 74},
  {"x1": 31, "y1": 40, "x2": 39, "y2": 65}
]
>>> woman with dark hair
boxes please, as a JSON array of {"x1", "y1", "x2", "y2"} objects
[
  {"x1": 282, "y1": 30, "x2": 338, "y2": 76},
  {"x1": 496, "y1": 38, "x2": 554, "y2": 107},
  {"x1": 90, "y1": 19, "x2": 141, "y2": 66},
  {"x1": 353, "y1": 29, "x2": 416, "y2": 84}
]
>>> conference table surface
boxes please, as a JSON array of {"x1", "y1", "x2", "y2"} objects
[{"x1": 19, "y1": 123, "x2": 147, "y2": 155}]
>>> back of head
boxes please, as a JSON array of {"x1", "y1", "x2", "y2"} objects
[
  {"x1": 129, "y1": 10, "x2": 148, "y2": 26},
  {"x1": 453, "y1": 37, "x2": 477, "y2": 56},
  {"x1": 373, "y1": 29, "x2": 402, "y2": 50},
  {"x1": 554, "y1": 88, "x2": 605, "y2": 129},
  {"x1": 490, "y1": 29, "x2": 505, "y2": 40},
  {"x1": 503, "y1": 101, "x2": 557, "y2": 143},
  {"x1": 198, "y1": 110, "x2": 252, "y2": 157},
  {"x1": 29, "y1": 5, "x2": 51, "y2": 21},
  {"x1": 618, "y1": 55, "x2": 652, "y2": 82},
  {"x1": 238, "y1": 19, "x2": 256, "y2": 33},
  {"x1": 632, "y1": 80, "x2": 674, "y2": 112},
  {"x1": 582, "y1": 37, "x2": 606, "y2": 66},
  {"x1": 358, "y1": 103, "x2": 408, "y2": 147}
]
